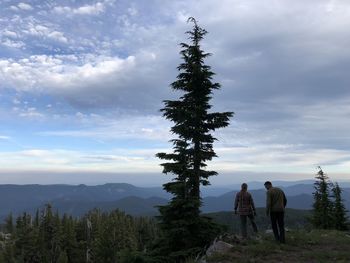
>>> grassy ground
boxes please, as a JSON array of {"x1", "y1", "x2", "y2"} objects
[{"x1": 206, "y1": 230, "x2": 350, "y2": 263}]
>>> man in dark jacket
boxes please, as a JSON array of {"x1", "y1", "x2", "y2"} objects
[
  {"x1": 234, "y1": 183, "x2": 258, "y2": 238},
  {"x1": 264, "y1": 181, "x2": 287, "y2": 243}
]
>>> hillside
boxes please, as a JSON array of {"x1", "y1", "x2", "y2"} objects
[
  {"x1": 0, "y1": 183, "x2": 169, "y2": 218},
  {"x1": 0, "y1": 182, "x2": 349, "y2": 220},
  {"x1": 204, "y1": 230, "x2": 350, "y2": 263},
  {"x1": 207, "y1": 209, "x2": 311, "y2": 234},
  {"x1": 202, "y1": 190, "x2": 315, "y2": 212}
]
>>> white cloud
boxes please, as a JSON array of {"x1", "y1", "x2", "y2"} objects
[
  {"x1": 2, "y1": 30, "x2": 18, "y2": 38},
  {"x1": 18, "y1": 107, "x2": 45, "y2": 119},
  {"x1": 17, "y1": 3, "x2": 33, "y2": 11},
  {"x1": 0, "y1": 0, "x2": 350, "y2": 180},
  {"x1": 38, "y1": 114, "x2": 171, "y2": 141},
  {"x1": 47, "y1": 31, "x2": 68, "y2": 43},
  {"x1": 24, "y1": 24, "x2": 68, "y2": 43},
  {"x1": 209, "y1": 145, "x2": 350, "y2": 174},
  {"x1": 0, "y1": 148, "x2": 160, "y2": 173},
  {"x1": 53, "y1": 2, "x2": 105, "y2": 15},
  {"x1": 12, "y1": 98, "x2": 21, "y2": 104},
  {"x1": 10, "y1": 6, "x2": 19, "y2": 11},
  {"x1": 1, "y1": 39, "x2": 25, "y2": 48},
  {"x1": 0, "y1": 54, "x2": 146, "y2": 110}
]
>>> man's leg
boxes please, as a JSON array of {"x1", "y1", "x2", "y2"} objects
[
  {"x1": 270, "y1": 212, "x2": 280, "y2": 242},
  {"x1": 240, "y1": 215, "x2": 248, "y2": 238},
  {"x1": 248, "y1": 214, "x2": 258, "y2": 233},
  {"x1": 277, "y1": 212, "x2": 285, "y2": 243}
]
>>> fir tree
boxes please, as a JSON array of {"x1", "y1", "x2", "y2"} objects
[
  {"x1": 61, "y1": 214, "x2": 79, "y2": 263},
  {"x1": 311, "y1": 167, "x2": 333, "y2": 229},
  {"x1": 5, "y1": 213, "x2": 14, "y2": 234},
  {"x1": 156, "y1": 17, "x2": 233, "y2": 261},
  {"x1": 332, "y1": 183, "x2": 349, "y2": 230},
  {"x1": 38, "y1": 204, "x2": 61, "y2": 263},
  {"x1": 1, "y1": 205, "x2": 160, "y2": 263}
]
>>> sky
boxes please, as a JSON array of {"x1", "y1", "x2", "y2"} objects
[{"x1": 0, "y1": 0, "x2": 349, "y2": 186}]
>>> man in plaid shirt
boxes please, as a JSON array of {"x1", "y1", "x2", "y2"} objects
[{"x1": 234, "y1": 183, "x2": 258, "y2": 238}]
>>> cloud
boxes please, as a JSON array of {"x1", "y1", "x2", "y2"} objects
[
  {"x1": 38, "y1": 114, "x2": 171, "y2": 141},
  {"x1": 211, "y1": 145, "x2": 350, "y2": 173},
  {"x1": 0, "y1": 0, "x2": 350, "y2": 180},
  {"x1": 18, "y1": 107, "x2": 45, "y2": 119},
  {"x1": 0, "y1": 148, "x2": 161, "y2": 173},
  {"x1": 53, "y1": 2, "x2": 106, "y2": 15},
  {"x1": 0, "y1": 51, "x2": 172, "y2": 111},
  {"x1": 24, "y1": 24, "x2": 68, "y2": 43},
  {"x1": 2, "y1": 30, "x2": 18, "y2": 38},
  {"x1": 17, "y1": 3, "x2": 33, "y2": 11},
  {"x1": 1, "y1": 39, "x2": 25, "y2": 48}
]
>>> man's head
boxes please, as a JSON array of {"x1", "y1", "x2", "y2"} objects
[
  {"x1": 241, "y1": 183, "x2": 248, "y2": 191},
  {"x1": 264, "y1": 181, "x2": 272, "y2": 190}
]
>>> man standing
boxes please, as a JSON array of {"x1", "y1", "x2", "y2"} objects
[
  {"x1": 234, "y1": 183, "x2": 258, "y2": 238},
  {"x1": 264, "y1": 181, "x2": 287, "y2": 243}
]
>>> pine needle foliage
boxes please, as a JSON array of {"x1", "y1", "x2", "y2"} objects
[
  {"x1": 0, "y1": 207, "x2": 159, "y2": 263},
  {"x1": 155, "y1": 17, "x2": 233, "y2": 262},
  {"x1": 311, "y1": 167, "x2": 349, "y2": 230},
  {"x1": 311, "y1": 167, "x2": 333, "y2": 229},
  {"x1": 332, "y1": 183, "x2": 348, "y2": 230}
]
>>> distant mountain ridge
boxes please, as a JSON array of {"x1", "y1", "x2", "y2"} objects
[
  {"x1": 0, "y1": 181, "x2": 349, "y2": 220},
  {"x1": 0, "y1": 183, "x2": 168, "y2": 218}
]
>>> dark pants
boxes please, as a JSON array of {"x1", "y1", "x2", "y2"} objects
[
  {"x1": 270, "y1": 212, "x2": 285, "y2": 243},
  {"x1": 240, "y1": 214, "x2": 258, "y2": 238}
]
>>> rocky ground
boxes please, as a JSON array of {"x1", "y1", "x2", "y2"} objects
[{"x1": 200, "y1": 230, "x2": 350, "y2": 263}]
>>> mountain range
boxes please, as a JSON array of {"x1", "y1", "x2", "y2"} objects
[{"x1": 0, "y1": 181, "x2": 349, "y2": 220}]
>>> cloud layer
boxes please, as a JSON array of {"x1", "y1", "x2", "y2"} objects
[{"x1": 0, "y1": 0, "x2": 349, "y2": 183}]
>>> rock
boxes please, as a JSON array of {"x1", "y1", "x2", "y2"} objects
[
  {"x1": 206, "y1": 240, "x2": 234, "y2": 257},
  {"x1": 220, "y1": 233, "x2": 242, "y2": 244},
  {"x1": 265, "y1": 229, "x2": 273, "y2": 234}
]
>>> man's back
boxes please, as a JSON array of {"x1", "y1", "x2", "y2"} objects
[{"x1": 267, "y1": 187, "x2": 287, "y2": 212}]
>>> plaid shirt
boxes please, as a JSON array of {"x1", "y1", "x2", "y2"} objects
[{"x1": 234, "y1": 190, "x2": 256, "y2": 215}]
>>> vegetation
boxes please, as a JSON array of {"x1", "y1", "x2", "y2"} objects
[
  {"x1": 207, "y1": 208, "x2": 311, "y2": 234},
  {"x1": 311, "y1": 167, "x2": 348, "y2": 230},
  {"x1": 155, "y1": 17, "x2": 233, "y2": 262},
  {"x1": 205, "y1": 229, "x2": 350, "y2": 263},
  {"x1": 332, "y1": 182, "x2": 349, "y2": 230},
  {"x1": 0, "y1": 205, "x2": 158, "y2": 263}
]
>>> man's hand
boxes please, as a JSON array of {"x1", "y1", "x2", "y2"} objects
[{"x1": 253, "y1": 211, "x2": 257, "y2": 216}]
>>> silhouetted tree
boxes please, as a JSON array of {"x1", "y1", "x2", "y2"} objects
[
  {"x1": 156, "y1": 17, "x2": 233, "y2": 261},
  {"x1": 331, "y1": 183, "x2": 348, "y2": 230},
  {"x1": 311, "y1": 167, "x2": 334, "y2": 229},
  {"x1": 4, "y1": 213, "x2": 14, "y2": 234}
]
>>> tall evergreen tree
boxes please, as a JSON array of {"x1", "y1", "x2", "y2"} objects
[
  {"x1": 38, "y1": 204, "x2": 61, "y2": 263},
  {"x1": 5, "y1": 213, "x2": 14, "y2": 234},
  {"x1": 156, "y1": 17, "x2": 233, "y2": 261},
  {"x1": 61, "y1": 214, "x2": 79, "y2": 263},
  {"x1": 311, "y1": 167, "x2": 333, "y2": 229},
  {"x1": 332, "y1": 183, "x2": 348, "y2": 230}
]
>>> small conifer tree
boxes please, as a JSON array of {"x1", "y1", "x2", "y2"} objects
[
  {"x1": 156, "y1": 18, "x2": 233, "y2": 261},
  {"x1": 311, "y1": 167, "x2": 334, "y2": 229},
  {"x1": 331, "y1": 183, "x2": 348, "y2": 230}
]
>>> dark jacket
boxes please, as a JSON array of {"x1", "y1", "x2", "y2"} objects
[{"x1": 266, "y1": 187, "x2": 287, "y2": 214}]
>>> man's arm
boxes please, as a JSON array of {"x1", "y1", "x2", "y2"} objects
[
  {"x1": 283, "y1": 192, "x2": 287, "y2": 208},
  {"x1": 266, "y1": 190, "x2": 271, "y2": 216}
]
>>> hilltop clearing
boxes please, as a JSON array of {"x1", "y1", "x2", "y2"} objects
[{"x1": 204, "y1": 230, "x2": 350, "y2": 263}]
